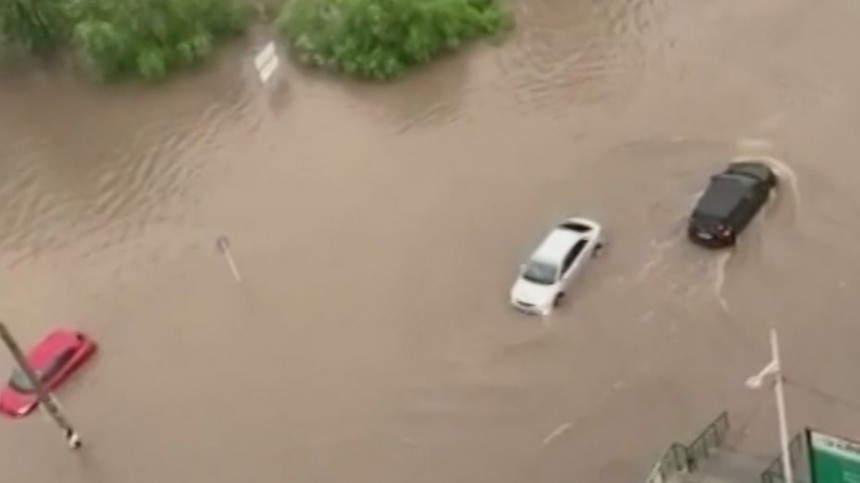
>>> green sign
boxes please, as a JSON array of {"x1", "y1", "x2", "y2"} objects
[{"x1": 808, "y1": 429, "x2": 860, "y2": 483}]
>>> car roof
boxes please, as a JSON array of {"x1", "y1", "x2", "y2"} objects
[
  {"x1": 25, "y1": 330, "x2": 78, "y2": 369},
  {"x1": 532, "y1": 227, "x2": 586, "y2": 263},
  {"x1": 695, "y1": 175, "x2": 752, "y2": 218}
]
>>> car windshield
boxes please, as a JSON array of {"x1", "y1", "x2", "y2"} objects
[
  {"x1": 522, "y1": 259, "x2": 558, "y2": 285},
  {"x1": 7, "y1": 347, "x2": 74, "y2": 393},
  {"x1": 8, "y1": 367, "x2": 39, "y2": 393}
]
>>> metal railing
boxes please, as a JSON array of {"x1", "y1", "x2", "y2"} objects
[
  {"x1": 644, "y1": 411, "x2": 730, "y2": 482},
  {"x1": 761, "y1": 432, "x2": 808, "y2": 483},
  {"x1": 687, "y1": 411, "x2": 730, "y2": 470}
]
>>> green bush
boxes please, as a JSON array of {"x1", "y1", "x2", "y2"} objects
[
  {"x1": 277, "y1": 0, "x2": 512, "y2": 80},
  {"x1": 67, "y1": 0, "x2": 248, "y2": 80}
]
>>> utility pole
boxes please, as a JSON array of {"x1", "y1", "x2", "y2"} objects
[
  {"x1": 745, "y1": 328, "x2": 792, "y2": 483},
  {"x1": 0, "y1": 322, "x2": 82, "y2": 449}
]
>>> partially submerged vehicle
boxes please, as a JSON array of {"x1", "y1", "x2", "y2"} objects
[
  {"x1": 510, "y1": 218, "x2": 604, "y2": 315},
  {"x1": 0, "y1": 328, "x2": 97, "y2": 418},
  {"x1": 688, "y1": 161, "x2": 778, "y2": 248}
]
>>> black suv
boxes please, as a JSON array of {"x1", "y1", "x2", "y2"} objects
[{"x1": 687, "y1": 161, "x2": 778, "y2": 248}]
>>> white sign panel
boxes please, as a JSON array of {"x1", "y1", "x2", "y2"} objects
[{"x1": 254, "y1": 41, "x2": 280, "y2": 83}]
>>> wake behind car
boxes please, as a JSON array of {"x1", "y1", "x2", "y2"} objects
[
  {"x1": 0, "y1": 328, "x2": 97, "y2": 418},
  {"x1": 688, "y1": 160, "x2": 778, "y2": 248},
  {"x1": 510, "y1": 217, "x2": 604, "y2": 315}
]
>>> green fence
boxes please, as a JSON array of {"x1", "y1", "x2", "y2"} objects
[{"x1": 645, "y1": 411, "x2": 730, "y2": 482}]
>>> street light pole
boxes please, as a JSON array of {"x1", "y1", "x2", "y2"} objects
[
  {"x1": 0, "y1": 321, "x2": 82, "y2": 449},
  {"x1": 746, "y1": 328, "x2": 792, "y2": 483},
  {"x1": 771, "y1": 329, "x2": 794, "y2": 483}
]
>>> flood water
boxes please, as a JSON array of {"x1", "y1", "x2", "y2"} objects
[{"x1": 3, "y1": 0, "x2": 860, "y2": 481}]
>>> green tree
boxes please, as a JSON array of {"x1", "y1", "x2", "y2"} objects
[
  {"x1": 277, "y1": 0, "x2": 512, "y2": 80},
  {"x1": 68, "y1": 0, "x2": 248, "y2": 80},
  {"x1": 0, "y1": 0, "x2": 70, "y2": 53}
]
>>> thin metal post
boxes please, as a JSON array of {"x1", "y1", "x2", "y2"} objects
[
  {"x1": 0, "y1": 321, "x2": 82, "y2": 449},
  {"x1": 216, "y1": 236, "x2": 242, "y2": 283},
  {"x1": 771, "y1": 328, "x2": 793, "y2": 483}
]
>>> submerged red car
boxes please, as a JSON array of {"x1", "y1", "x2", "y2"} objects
[{"x1": 0, "y1": 328, "x2": 96, "y2": 418}]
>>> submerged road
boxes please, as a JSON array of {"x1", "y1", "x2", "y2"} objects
[{"x1": 2, "y1": 0, "x2": 860, "y2": 481}]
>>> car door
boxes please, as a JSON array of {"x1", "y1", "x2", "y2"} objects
[{"x1": 560, "y1": 239, "x2": 589, "y2": 288}]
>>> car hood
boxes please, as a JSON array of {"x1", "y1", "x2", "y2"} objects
[{"x1": 511, "y1": 278, "x2": 557, "y2": 307}]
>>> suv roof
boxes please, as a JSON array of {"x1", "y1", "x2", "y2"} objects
[{"x1": 532, "y1": 227, "x2": 584, "y2": 263}]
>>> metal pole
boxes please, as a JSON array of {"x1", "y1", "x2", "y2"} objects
[
  {"x1": 0, "y1": 322, "x2": 82, "y2": 449},
  {"x1": 216, "y1": 236, "x2": 242, "y2": 283},
  {"x1": 771, "y1": 328, "x2": 793, "y2": 483}
]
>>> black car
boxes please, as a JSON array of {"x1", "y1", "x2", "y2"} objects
[{"x1": 687, "y1": 161, "x2": 778, "y2": 248}]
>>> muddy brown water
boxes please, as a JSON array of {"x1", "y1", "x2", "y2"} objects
[{"x1": 3, "y1": 0, "x2": 860, "y2": 481}]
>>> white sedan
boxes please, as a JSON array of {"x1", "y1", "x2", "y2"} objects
[{"x1": 510, "y1": 217, "x2": 604, "y2": 315}]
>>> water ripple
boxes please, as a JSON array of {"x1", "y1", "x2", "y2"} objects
[
  {"x1": 0, "y1": 85, "x2": 254, "y2": 268},
  {"x1": 498, "y1": 0, "x2": 670, "y2": 113}
]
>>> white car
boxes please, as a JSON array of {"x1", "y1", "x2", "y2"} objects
[{"x1": 510, "y1": 217, "x2": 604, "y2": 315}]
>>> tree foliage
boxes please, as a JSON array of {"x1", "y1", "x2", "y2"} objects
[
  {"x1": 0, "y1": 0, "x2": 70, "y2": 53},
  {"x1": 277, "y1": 0, "x2": 512, "y2": 80},
  {"x1": 0, "y1": 0, "x2": 247, "y2": 80},
  {"x1": 69, "y1": 0, "x2": 247, "y2": 80},
  {"x1": 0, "y1": 0, "x2": 513, "y2": 81}
]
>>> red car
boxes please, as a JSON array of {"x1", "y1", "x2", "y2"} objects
[{"x1": 0, "y1": 328, "x2": 96, "y2": 418}]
